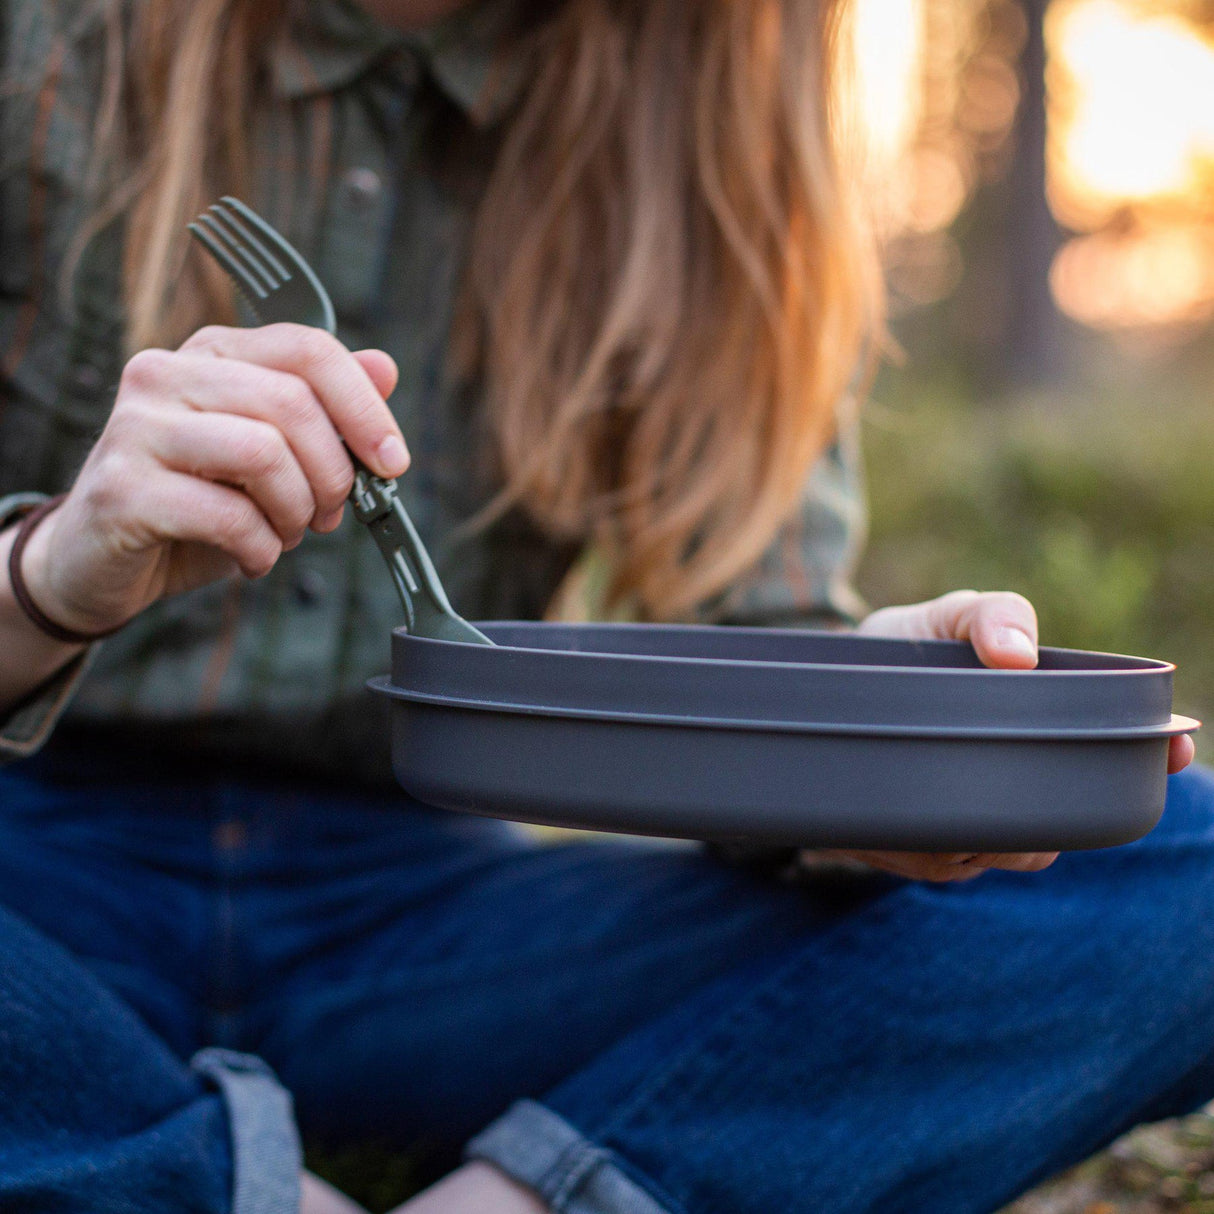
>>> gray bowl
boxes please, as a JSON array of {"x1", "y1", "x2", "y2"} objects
[{"x1": 369, "y1": 623, "x2": 1199, "y2": 851}]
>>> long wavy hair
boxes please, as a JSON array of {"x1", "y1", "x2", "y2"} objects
[{"x1": 94, "y1": 0, "x2": 882, "y2": 620}]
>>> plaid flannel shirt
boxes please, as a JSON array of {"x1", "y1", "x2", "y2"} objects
[{"x1": 0, "y1": 0, "x2": 868, "y2": 783}]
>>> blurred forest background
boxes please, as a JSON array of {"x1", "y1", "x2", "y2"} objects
[{"x1": 848, "y1": 0, "x2": 1214, "y2": 752}]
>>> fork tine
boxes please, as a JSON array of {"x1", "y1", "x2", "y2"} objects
[
  {"x1": 219, "y1": 196, "x2": 336, "y2": 333},
  {"x1": 209, "y1": 201, "x2": 292, "y2": 284},
  {"x1": 187, "y1": 222, "x2": 268, "y2": 306},
  {"x1": 196, "y1": 211, "x2": 279, "y2": 294},
  {"x1": 218, "y1": 197, "x2": 299, "y2": 275}
]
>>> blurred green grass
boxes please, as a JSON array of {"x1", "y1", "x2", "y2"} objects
[{"x1": 856, "y1": 355, "x2": 1214, "y2": 753}]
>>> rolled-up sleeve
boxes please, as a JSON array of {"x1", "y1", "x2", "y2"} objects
[{"x1": 0, "y1": 492, "x2": 95, "y2": 765}]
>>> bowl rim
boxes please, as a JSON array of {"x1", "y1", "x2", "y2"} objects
[{"x1": 397, "y1": 622, "x2": 1178, "y2": 680}]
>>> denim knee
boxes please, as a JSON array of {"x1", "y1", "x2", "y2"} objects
[{"x1": 0, "y1": 902, "x2": 300, "y2": 1212}]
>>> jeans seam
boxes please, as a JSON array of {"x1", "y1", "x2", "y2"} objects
[{"x1": 544, "y1": 1139, "x2": 598, "y2": 1207}]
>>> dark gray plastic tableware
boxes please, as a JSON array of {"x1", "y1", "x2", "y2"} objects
[{"x1": 369, "y1": 623, "x2": 1199, "y2": 851}]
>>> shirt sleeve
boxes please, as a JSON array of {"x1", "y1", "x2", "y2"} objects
[
  {"x1": 704, "y1": 410, "x2": 869, "y2": 630},
  {"x1": 0, "y1": 492, "x2": 95, "y2": 765}
]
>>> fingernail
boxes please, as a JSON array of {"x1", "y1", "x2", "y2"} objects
[
  {"x1": 996, "y1": 626, "x2": 1037, "y2": 661},
  {"x1": 376, "y1": 434, "x2": 409, "y2": 477},
  {"x1": 314, "y1": 508, "x2": 343, "y2": 533}
]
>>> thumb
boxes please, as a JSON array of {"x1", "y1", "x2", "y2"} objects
[{"x1": 353, "y1": 349, "x2": 399, "y2": 400}]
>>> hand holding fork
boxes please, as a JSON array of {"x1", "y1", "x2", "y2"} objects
[{"x1": 12, "y1": 223, "x2": 411, "y2": 642}]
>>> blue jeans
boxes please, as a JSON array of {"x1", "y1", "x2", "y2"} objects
[{"x1": 2, "y1": 739, "x2": 1214, "y2": 1214}]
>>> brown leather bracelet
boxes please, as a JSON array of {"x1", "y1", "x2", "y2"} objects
[{"x1": 6, "y1": 494, "x2": 124, "y2": 644}]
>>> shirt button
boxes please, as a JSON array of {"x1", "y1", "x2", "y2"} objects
[
  {"x1": 72, "y1": 363, "x2": 104, "y2": 392},
  {"x1": 341, "y1": 167, "x2": 382, "y2": 211},
  {"x1": 294, "y1": 567, "x2": 328, "y2": 606}
]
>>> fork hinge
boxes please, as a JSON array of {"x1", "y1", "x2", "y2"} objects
[{"x1": 351, "y1": 470, "x2": 424, "y2": 629}]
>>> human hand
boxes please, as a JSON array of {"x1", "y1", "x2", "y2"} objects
[
  {"x1": 17, "y1": 324, "x2": 406, "y2": 638},
  {"x1": 814, "y1": 589, "x2": 1196, "y2": 883}
]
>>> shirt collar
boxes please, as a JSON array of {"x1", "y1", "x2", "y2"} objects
[{"x1": 268, "y1": 0, "x2": 525, "y2": 127}]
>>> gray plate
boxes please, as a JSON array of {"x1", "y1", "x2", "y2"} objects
[{"x1": 370, "y1": 623, "x2": 1199, "y2": 851}]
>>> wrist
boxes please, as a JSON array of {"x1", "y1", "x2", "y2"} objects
[
  {"x1": 9, "y1": 497, "x2": 125, "y2": 641},
  {"x1": 0, "y1": 521, "x2": 85, "y2": 660}
]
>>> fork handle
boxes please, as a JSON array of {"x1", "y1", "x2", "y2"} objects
[{"x1": 348, "y1": 461, "x2": 457, "y2": 628}]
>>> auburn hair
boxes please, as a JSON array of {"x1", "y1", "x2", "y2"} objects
[{"x1": 94, "y1": 0, "x2": 882, "y2": 620}]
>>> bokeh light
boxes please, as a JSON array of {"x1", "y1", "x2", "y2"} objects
[
  {"x1": 851, "y1": 0, "x2": 924, "y2": 180},
  {"x1": 1046, "y1": 0, "x2": 1214, "y2": 331},
  {"x1": 1050, "y1": 225, "x2": 1214, "y2": 329},
  {"x1": 847, "y1": 0, "x2": 1214, "y2": 334},
  {"x1": 1047, "y1": 0, "x2": 1214, "y2": 219}
]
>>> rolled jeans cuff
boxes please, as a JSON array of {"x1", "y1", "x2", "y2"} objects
[
  {"x1": 191, "y1": 1047, "x2": 302, "y2": 1214},
  {"x1": 465, "y1": 1099, "x2": 676, "y2": 1214}
]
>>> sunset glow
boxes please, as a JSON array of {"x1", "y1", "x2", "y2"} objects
[
  {"x1": 1050, "y1": 226, "x2": 1214, "y2": 329},
  {"x1": 849, "y1": 0, "x2": 1214, "y2": 331},
  {"x1": 852, "y1": 0, "x2": 924, "y2": 173},
  {"x1": 1046, "y1": 0, "x2": 1214, "y2": 328},
  {"x1": 1047, "y1": 0, "x2": 1214, "y2": 221}
]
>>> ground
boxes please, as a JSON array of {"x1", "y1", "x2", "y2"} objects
[
  {"x1": 308, "y1": 1109, "x2": 1214, "y2": 1212},
  {"x1": 1001, "y1": 1110, "x2": 1214, "y2": 1214}
]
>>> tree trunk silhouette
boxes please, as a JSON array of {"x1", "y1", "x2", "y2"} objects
[{"x1": 1003, "y1": 0, "x2": 1065, "y2": 384}]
